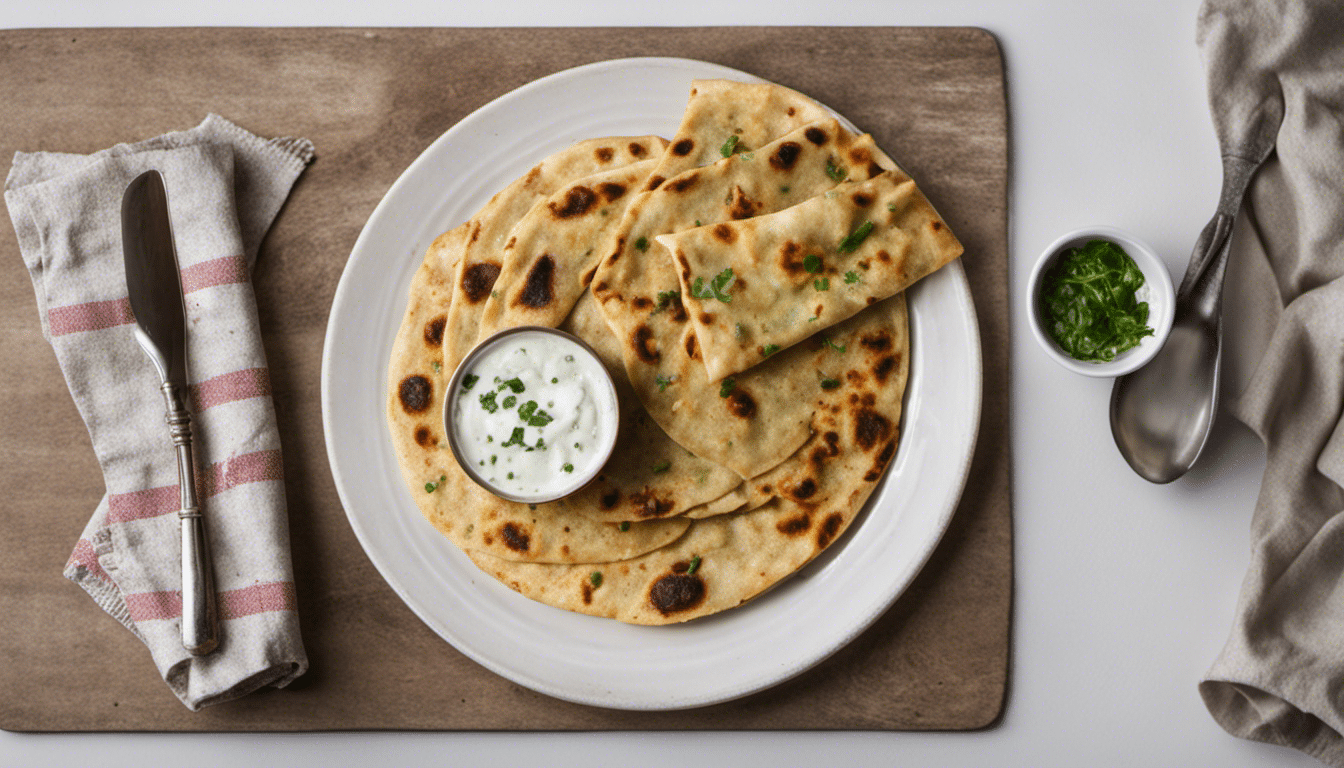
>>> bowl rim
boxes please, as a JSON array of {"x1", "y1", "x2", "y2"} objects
[
  {"x1": 1027, "y1": 225, "x2": 1175, "y2": 378},
  {"x1": 442, "y1": 325, "x2": 621, "y2": 503}
]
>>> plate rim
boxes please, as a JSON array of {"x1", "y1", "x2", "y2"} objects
[{"x1": 321, "y1": 55, "x2": 983, "y2": 711}]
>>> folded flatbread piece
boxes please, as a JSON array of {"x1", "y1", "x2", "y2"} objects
[
  {"x1": 594, "y1": 119, "x2": 895, "y2": 478},
  {"x1": 661, "y1": 170, "x2": 963, "y2": 381},
  {"x1": 643, "y1": 78, "x2": 837, "y2": 187},
  {"x1": 442, "y1": 136, "x2": 668, "y2": 367},
  {"x1": 475, "y1": 159, "x2": 658, "y2": 340}
]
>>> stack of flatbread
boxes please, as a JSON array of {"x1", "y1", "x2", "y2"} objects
[{"x1": 386, "y1": 79, "x2": 963, "y2": 625}]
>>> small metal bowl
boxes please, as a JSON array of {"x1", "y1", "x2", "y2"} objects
[
  {"x1": 443, "y1": 326, "x2": 620, "y2": 504},
  {"x1": 1027, "y1": 225, "x2": 1175, "y2": 378}
]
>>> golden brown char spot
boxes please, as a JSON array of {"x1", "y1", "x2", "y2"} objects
[
  {"x1": 769, "y1": 141, "x2": 802, "y2": 171},
  {"x1": 629, "y1": 142, "x2": 647, "y2": 157},
  {"x1": 845, "y1": 369, "x2": 868, "y2": 385},
  {"x1": 866, "y1": 296, "x2": 878, "y2": 305},
  {"x1": 468, "y1": 220, "x2": 482, "y2": 245},
  {"x1": 684, "y1": 332, "x2": 700, "y2": 360},
  {"x1": 600, "y1": 489, "x2": 622, "y2": 510},
  {"x1": 854, "y1": 408, "x2": 892, "y2": 452},
  {"x1": 597, "y1": 182, "x2": 627, "y2": 202},
  {"x1": 581, "y1": 582, "x2": 594, "y2": 605},
  {"x1": 787, "y1": 477, "x2": 818, "y2": 501},
  {"x1": 581, "y1": 265, "x2": 598, "y2": 287},
  {"x1": 628, "y1": 488, "x2": 674, "y2": 518},
  {"x1": 632, "y1": 325, "x2": 659, "y2": 364},
  {"x1": 727, "y1": 187, "x2": 762, "y2": 220},
  {"x1": 851, "y1": 192, "x2": 874, "y2": 207},
  {"x1": 668, "y1": 173, "x2": 700, "y2": 193},
  {"x1": 413, "y1": 426, "x2": 433, "y2": 447},
  {"x1": 804, "y1": 127, "x2": 828, "y2": 146},
  {"x1": 398, "y1": 375, "x2": 432, "y2": 414},
  {"x1": 666, "y1": 294, "x2": 688, "y2": 323},
  {"x1": 505, "y1": 236, "x2": 516, "y2": 250},
  {"x1": 515, "y1": 254, "x2": 555, "y2": 308},
  {"x1": 461, "y1": 262, "x2": 501, "y2": 303},
  {"x1": 711, "y1": 223, "x2": 736, "y2": 244},
  {"x1": 849, "y1": 146, "x2": 873, "y2": 165},
  {"x1": 645, "y1": 175, "x2": 666, "y2": 191},
  {"x1": 699, "y1": 312, "x2": 715, "y2": 325},
  {"x1": 671, "y1": 139, "x2": 695, "y2": 156},
  {"x1": 874, "y1": 354, "x2": 899, "y2": 383},
  {"x1": 424, "y1": 315, "x2": 446, "y2": 347},
  {"x1": 649, "y1": 573, "x2": 706, "y2": 615},
  {"x1": 787, "y1": 106, "x2": 796, "y2": 116},
  {"x1": 816, "y1": 431, "x2": 842, "y2": 460},
  {"x1": 524, "y1": 165, "x2": 542, "y2": 186},
  {"x1": 499, "y1": 522, "x2": 530, "y2": 552},
  {"x1": 932, "y1": 220, "x2": 944, "y2": 232},
  {"x1": 631, "y1": 296, "x2": 654, "y2": 310},
  {"x1": 595, "y1": 146, "x2": 615, "y2": 163},
  {"x1": 877, "y1": 249, "x2": 892, "y2": 263},
  {"x1": 726, "y1": 389, "x2": 756, "y2": 419},
  {"x1": 859, "y1": 332, "x2": 893, "y2": 351},
  {"x1": 549, "y1": 186, "x2": 598, "y2": 219},
  {"x1": 676, "y1": 252, "x2": 692, "y2": 283},
  {"x1": 816, "y1": 512, "x2": 844, "y2": 549},
  {"x1": 864, "y1": 439, "x2": 898, "y2": 482},
  {"x1": 780, "y1": 241, "x2": 806, "y2": 275},
  {"x1": 867, "y1": 162, "x2": 884, "y2": 177},
  {"x1": 777, "y1": 513, "x2": 811, "y2": 536}
]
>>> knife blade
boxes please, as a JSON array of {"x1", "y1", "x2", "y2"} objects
[{"x1": 122, "y1": 170, "x2": 220, "y2": 656}]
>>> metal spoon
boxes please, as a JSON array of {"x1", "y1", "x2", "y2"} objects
[{"x1": 1109, "y1": 102, "x2": 1282, "y2": 483}]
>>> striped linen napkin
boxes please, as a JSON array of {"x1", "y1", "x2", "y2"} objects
[{"x1": 4, "y1": 114, "x2": 312, "y2": 710}]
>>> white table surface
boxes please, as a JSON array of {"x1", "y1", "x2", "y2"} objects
[{"x1": 1, "y1": 1, "x2": 1319, "y2": 766}]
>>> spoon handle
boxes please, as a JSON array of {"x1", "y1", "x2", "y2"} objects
[{"x1": 1174, "y1": 154, "x2": 1260, "y2": 318}]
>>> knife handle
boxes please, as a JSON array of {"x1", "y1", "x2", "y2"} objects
[{"x1": 163, "y1": 381, "x2": 220, "y2": 656}]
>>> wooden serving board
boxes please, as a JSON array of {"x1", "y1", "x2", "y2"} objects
[{"x1": 0, "y1": 27, "x2": 1010, "y2": 731}]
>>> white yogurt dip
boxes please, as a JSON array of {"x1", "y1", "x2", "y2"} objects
[{"x1": 448, "y1": 328, "x2": 619, "y2": 502}]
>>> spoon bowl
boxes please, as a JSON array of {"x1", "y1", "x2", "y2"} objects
[{"x1": 1109, "y1": 316, "x2": 1221, "y2": 483}]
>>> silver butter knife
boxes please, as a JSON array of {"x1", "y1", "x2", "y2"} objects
[{"x1": 122, "y1": 170, "x2": 220, "y2": 656}]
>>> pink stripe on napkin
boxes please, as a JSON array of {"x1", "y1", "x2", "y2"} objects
[
  {"x1": 190, "y1": 367, "x2": 271, "y2": 410},
  {"x1": 67, "y1": 538, "x2": 113, "y2": 584},
  {"x1": 46, "y1": 254, "x2": 249, "y2": 338},
  {"x1": 180, "y1": 254, "x2": 248, "y2": 293},
  {"x1": 108, "y1": 484, "x2": 181, "y2": 524},
  {"x1": 107, "y1": 448, "x2": 284, "y2": 524},
  {"x1": 200, "y1": 448, "x2": 283, "y2": 498},
  {"x1": 124, "y1": 589, "x2": 182, "y2": 622},
  {"x1": 220, "y1": 581, "x2": 298, "y2": 619},
  {"x1": 125, "y1": 581, "x2": 298, "y2": 623},
  {"x1": 48, "y1": 297, "x2": 134, "y2": 336}
]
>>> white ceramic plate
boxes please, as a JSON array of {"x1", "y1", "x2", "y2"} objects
[{"x1": 321, "y1": 57, "x2": 982, "y2": 710}]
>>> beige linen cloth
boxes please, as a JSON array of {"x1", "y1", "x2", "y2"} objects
[
  {"x1": 4, "y1": 115, "x2": 313, "y2": 710},
  {"x1": 1197, "y1": 0, "x2": 1344, "y2": 763}
]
